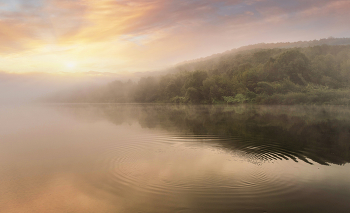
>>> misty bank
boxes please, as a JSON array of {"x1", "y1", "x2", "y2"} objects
[{"x1": 44, "y1": 39, "x2": 350, "y2": 106}]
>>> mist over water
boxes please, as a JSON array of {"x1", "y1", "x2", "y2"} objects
[{"x1": 1, "y1": 104, "x2": 350, "y2": 212}]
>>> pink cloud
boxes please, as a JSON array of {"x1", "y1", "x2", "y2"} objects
[{"x1": 0, "y1": 0, "x2": 349, "y2": 72}]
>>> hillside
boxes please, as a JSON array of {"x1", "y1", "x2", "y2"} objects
[
  {"x1": 45, "y1": 38, "x2": 350, "y2": 105},
  {"x1": 176, "y1": 37, "x2": 350, "y2": 71}
]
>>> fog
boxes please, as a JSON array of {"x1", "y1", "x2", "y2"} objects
[
  {"x1": 0, "y1": 70, "x2": 168, "y2": 104},
  {"x1": 2, "y1": 38, "x2": 350, "y2": 105}
]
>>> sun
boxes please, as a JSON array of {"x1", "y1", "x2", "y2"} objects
[{"x1": 65, "y1": 61, "x2": 77, "y2": 69}]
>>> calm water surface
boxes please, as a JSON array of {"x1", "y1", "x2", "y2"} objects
[{"x1": 1, "y1": 104, "x2": 350, "y2": 213}]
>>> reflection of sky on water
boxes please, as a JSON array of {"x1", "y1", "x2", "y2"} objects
[{"x1": 0, "y1": 104, "x2": 350, "y2": 212}]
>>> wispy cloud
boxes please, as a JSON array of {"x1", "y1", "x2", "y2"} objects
[{"x1": 0, "y1": 0, "x2": 349, "y2": 72}]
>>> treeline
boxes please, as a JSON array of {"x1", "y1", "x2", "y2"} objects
[
  {"x1": 46, "y1": 42, "x2": 350, "y2": 105},
  {"x1": 175, "y1": 37, "x2": 350, "y2": 71}
]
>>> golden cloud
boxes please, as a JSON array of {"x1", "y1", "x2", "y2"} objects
[{"x1": 0, "y1": 0, "x2": 349, "y2": 73}]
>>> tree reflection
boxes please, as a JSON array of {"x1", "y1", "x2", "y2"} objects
[{"x1": 60, "y1": 104, "x2": 350, "y2": 165}]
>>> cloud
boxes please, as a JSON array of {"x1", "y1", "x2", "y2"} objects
[{"x1": 0, "y1": 0, "x2": 349, "y2": 72}]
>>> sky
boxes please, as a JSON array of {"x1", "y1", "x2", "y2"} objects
[{"x1": 0, "y1": 0, "x2": 350, "y2": 74}]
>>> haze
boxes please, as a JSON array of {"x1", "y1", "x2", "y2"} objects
[
  {"x1": 1, "y1": 0, "x2": 350, "y2": 74},
  {"x1": 2, "y1": 1, "x2": 350, "y2": 212}
]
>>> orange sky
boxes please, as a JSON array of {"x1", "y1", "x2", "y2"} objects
[{"x1": 1, "y1": 0, "x2": 350, "y2": 74}]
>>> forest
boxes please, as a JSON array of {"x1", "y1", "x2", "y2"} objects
[{"x1": 46, "y1": 38, "x2": 350, "y2": 105}]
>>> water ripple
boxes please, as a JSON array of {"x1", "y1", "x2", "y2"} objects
[{"x1": 90, "y1": 133, "x2": 306, "y2": 211}]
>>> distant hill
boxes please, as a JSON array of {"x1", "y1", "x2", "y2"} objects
[
  {"x1": 176, "y1": 37, "x2": 350, "y2": 71},
  {"x1": 45, "y1": 38, "x2": 350, "y2": 105}
]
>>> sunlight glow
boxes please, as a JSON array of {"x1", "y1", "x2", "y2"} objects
[{"x1": 65, "y1": 62, "x2": 77, "y2": 69}]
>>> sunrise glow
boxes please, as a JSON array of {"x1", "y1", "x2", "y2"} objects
[
  {"x1": 65, "y1": 62, "x2": 77, "y2": 70},
  {"x1": 0, "y1": 0, "x2": 349, "y2": 74},
  {"x1": 2, "y1": 1, "x2": 350, "y2": 212}
]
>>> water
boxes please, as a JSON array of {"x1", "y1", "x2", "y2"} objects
[{"x1": 1, "y1": 104, "x2": 350, "y2": 213}]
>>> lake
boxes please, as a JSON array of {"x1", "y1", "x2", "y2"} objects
[{"x1": 1, "y1": 104, "x2": 350, "y2": 213}]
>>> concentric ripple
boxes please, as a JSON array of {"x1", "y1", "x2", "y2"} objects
[{"x1": 90, "y1": 133, "x2": 307, "y2": 212}]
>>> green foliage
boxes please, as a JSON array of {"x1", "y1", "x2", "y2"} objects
[
  {"x1": 266, "y1": 50, "x2": 311, "y2": 84},
  {"x1": 223, "y1": 94, "x2": 248, "y2": 104},
  {"x1": 49, "y1": 41, "x2": 350, "y2": 106},
  {"x1": 246, "y1": 91, "x2": 257, "y2": 101},
  {"x1": 233, "y1": 94, "x2": 248, "y2": 104},
  {"x1": 340, "y1": 60, "x2": 350, "y2": 81},
  {"x1": 255, "y1": 82, "x2": 275, "y2": 95},
  {"x1": 185, "y1": 87, "x2": 202, "y2": 103},
  {"x1": 223, "y1": 96, "x2": 235, "y2": 104}
]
